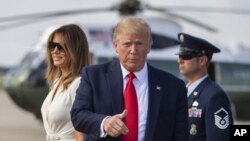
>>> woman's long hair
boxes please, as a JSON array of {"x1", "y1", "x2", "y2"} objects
[{"x1": 45, "y1": 24, "x2": 89, "y2": 90}]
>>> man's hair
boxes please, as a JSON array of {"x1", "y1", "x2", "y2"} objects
[{"x1": 113, "y1": 16, "x2": 152, "y2": 42}]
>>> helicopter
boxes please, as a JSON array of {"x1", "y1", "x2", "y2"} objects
[{"x1": 2, "y1": 0, "x2": 250, "y2": 121}]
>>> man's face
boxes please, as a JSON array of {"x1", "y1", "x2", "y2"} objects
[
  {"x1": 114, "y1": 33, "x2": 151, "y2": 72},
  {"x1": 177, "y1": 55, "x2": 201, "y2": 77}
]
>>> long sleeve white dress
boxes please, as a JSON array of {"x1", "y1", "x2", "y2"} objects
[{"x1": 41, "y1": 77, "x2": 80, "y2": 141}]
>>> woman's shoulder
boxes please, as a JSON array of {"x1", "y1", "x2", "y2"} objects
[{"x1": 68, "y1": 76, "x2": 81, "y2": 90}]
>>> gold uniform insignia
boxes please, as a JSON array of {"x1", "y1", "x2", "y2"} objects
[{"x1": 190, "y1": 124, "x2": 197, "y2": 135}]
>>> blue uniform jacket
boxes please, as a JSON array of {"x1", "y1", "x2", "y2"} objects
[
  {"x1": 188, "y1": 77, "x2": 233, "y2": 141},
  {"x1": 71, "y1": 60, "x2": 188, "y2": 141}
]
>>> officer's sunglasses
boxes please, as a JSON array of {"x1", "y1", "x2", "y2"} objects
[
  {"x1": 179, "y1": 55, "x2": 201, "y2": 60},
  {"x1": 48, "y1": 42, "x2": 65, "y2": 52}
]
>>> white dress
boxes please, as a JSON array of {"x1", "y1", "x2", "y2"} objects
[{"x1": 41, "y1": 77, "x2": 80, "y2": 141}]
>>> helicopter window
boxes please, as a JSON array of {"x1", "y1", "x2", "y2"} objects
[
  {"x1": 19, "y1": 51, "x2": 44, "y2": 69},
  {"x1": 87, "y1": 28, "x2": 179, "y2": 50},
  {"x1": 151, "y1": 33, "x2": 179, "y2": 49},
  {"x1": 26, "y1": 60, "x2": 47, "y2": 87},
  {"x1": 88, "y1": 29, "x2": 112, "y2": 45}
]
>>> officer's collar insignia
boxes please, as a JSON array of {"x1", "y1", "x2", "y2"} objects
[
  {"x1": 156, "y1": 86, "x2": 161, "y2": 91},
  {"x1": 193, "y1": 91, "x2": 198, "y2": 96},
  {"x1": 190, "y1": 124, "x2": 197, "y2": 135},
  {"x1": 214, "y1": 108, "x2": 229, "y2": 129},
  {"x1": 192, "y1": 101, "x2": 199, "y2": 107},
  {"x1": 180, "y1": 34, "x2": 184, "y2": 42}
]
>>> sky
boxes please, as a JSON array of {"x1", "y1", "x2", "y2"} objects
[{"x1": 0, "y1": 0, "x2": 250, "y2": 67}]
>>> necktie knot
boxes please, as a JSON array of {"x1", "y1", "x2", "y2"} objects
[{"x1": 128, "y1": 72, "x2": 136, "y2": 80}]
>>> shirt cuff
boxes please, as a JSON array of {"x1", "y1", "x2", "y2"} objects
[{"x1": 100, "y1": 116, "x2": 110, "y2": 137}]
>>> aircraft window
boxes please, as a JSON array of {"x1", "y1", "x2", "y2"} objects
[
  {"x1": 151, "y1": 33, "x2": 179, "y2": 49},
  {"x1": 87, "y1": 29, "x2": 178, "y2": 50},
  {"x1": 19, "y1": 52, "x2": 44, "y2": 69},
  {"x1": 88, "y1": 29, "x2": 112, "y2": 44},
  {"x1": 26, "y1": 60, "x2": 47, "y2": 87},
  {"x1": 219, "y1": 63, "x2": 250, "y2": 85}
]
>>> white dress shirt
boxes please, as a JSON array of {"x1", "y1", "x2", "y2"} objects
[
  {"x1": 100, "y1": 63, "x2": 149, "y2": 141},
  {"x1": 187, "y1": 75, "x2": 208, "y2": 97},
  {"x1": 120, "y1": 63, "x2": 149, "y2": 141}
]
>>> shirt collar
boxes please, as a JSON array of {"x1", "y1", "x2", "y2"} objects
[
  {"x1": 120, "y1": 62, "x2": 148, "y2": 83},
  {"x1": 187, "y1": 75, "x2": 208, "y2": 96}
]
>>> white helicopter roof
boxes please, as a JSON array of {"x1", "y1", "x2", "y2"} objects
[{"x1": 30, "y1": 15, "x2": 250, "y2": 65}]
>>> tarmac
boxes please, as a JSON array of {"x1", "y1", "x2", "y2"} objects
[{"x1": 0, "y1": 90, "x2": 46, "y2": 141}]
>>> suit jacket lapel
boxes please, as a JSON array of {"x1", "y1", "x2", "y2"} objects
[
  {"x1": 188, "y1": 77, "x2": 211, "y2": 107},
  {"x1": 144, "y1": 65, "x2": 162, "y2": 141},
  {"x1": 106, "y1": 60, "x2": 124, "y2": 114},
  {"x1": 188, "y1": 94, "x2": 197, "y2": 107}
]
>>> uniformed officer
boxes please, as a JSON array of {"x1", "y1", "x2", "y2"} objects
[{"x1": 176, "y1": 33, "x2": 234, "y2": 141}]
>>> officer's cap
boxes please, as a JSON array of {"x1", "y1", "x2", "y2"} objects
[{"x1": 176, "y1": 33, "x2": 220, "y2": 58}]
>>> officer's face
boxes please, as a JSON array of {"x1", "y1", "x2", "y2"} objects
[{"x1": 177, "y1": 56, "x2": 202, "y2": 78}]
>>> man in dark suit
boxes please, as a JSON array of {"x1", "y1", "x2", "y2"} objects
[
  {"x1": 176, "y1": 33, "x2": 234, "y2": 141},
  {"x1": 71, "y1": 17, "x2": 188, "y2": 141}
]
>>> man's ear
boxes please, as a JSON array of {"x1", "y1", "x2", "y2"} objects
[
  {"x1": 113, "y1": 41, "x2": 118, "y2": 53},
  {"x1": 148, "y1": 39, "x2": 153, "y2": 53},
  {"x1": 200, "y1": 56, "x2": 208, "y2": 65}
]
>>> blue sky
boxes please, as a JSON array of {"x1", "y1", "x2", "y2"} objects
[{"x1": 0, "y1": 0, "x2": 250, "y2": 67}]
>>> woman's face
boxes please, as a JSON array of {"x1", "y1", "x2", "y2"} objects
[{"x1": 49, "y1": 34, "x2": 69, "y2": 70}]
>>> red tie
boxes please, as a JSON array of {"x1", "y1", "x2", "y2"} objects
[{"x1": 123, "y1": 72, "x2": 138, "y2": 141}]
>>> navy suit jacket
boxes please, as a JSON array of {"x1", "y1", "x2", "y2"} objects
[
  {"x1": 188, "y1": 77, "x2": 233, "y2": 141},
  {"x1": 71, "y1": 60, "x2": 188, "y2": 141}
]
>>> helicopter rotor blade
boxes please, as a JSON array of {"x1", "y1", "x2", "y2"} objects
[
  {"x1": 1, "y1": 0, "x2": 249, "y2": 32},
  {"x1": 157, "y1": 6, "x2": 250, "y2": 16},
  {"x1": 0, "y1": 7, "x2": 116, "y2": 23},
  {"x1": 145, "y1": 5, "x2": 218, "y2": 32},
  {"x1": 0, "y1": 19, "x2": 49, "y2": 31},
  {"x1": 0, "y1": 6, "x2": 120, "y2": 31}
]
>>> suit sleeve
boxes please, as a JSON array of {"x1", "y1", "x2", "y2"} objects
[
  {"x1": 205, "y1": 91, "x2": 233, "y2": 141},
  {"x1": 70, "y1": 67, "x2": 106, "y2": 139}
]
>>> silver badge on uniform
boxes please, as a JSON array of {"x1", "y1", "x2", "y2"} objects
[
  {"x1": 214, "y1": 108, "x2": 229, "y2": 129},
  {"x1": 193, "y1": 91, "x2": 198, "y2": 96},
  {"x1": 192, "y1": 101, "x2": 199, "y2": 107},
  {"x1": 190, "y1": 124, "x2": 197, "y2": 135}
]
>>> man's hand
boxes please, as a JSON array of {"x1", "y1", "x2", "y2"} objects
[{"x1": 103, "y1": 110, "x2": 128, "y2": 137}]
